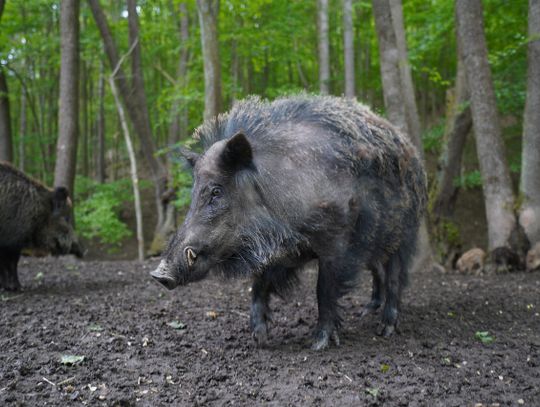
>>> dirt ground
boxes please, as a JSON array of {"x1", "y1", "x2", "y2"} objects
[{"x1": 1, "y1": 257, "x2": 539, "y2": 406}]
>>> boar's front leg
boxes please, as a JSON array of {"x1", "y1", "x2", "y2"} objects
[
  {"x1": 0, "y1": 249, "x2": 21, "y2": 292},
  {"x1": 250, "y1": 266, "x2": 298, "y2": 346},
  {"x1": 250, "y1": 273, "x2": 272, "y2": 346},
  {"x1": 359, "y1": 263, "x2": 385, "y2": 319},
  {"x1": 312, "y1": 257, "x2": 348, "y2": 351}
]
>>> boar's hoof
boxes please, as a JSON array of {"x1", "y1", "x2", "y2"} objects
[
  {"x1": 251, "y1": 324, "x2": 269, "y2": 347},
  {"x1": 378, "y1": 324, "x2": 397, "y2": 338},
  {"x1": 311, "y1": 329, "x2": 340, "y2": 351},
  {"x1": 1, "y1": 279, "x2": 22, "y2": 292}
]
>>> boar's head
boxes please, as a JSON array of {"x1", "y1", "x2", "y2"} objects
[
  {"x1": 152, "y1": 132, "x2": 284, "y2": 290},
  {"x1": 38, "y1": 187, "x2": 83, "y2": 258}
]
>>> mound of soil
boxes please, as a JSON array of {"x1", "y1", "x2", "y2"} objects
[{"x1": 1, "y1": 257, "x2": 539, "y2": 406}]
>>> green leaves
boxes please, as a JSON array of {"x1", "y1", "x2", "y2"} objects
[{"x1": 474, "y1": 331, "x2": 494, "y2": 345}]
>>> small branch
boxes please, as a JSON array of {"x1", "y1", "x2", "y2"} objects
[
  {"x1": 111, "y1": 37, "x2": 139, "y2": 79},
  {"x1": 42, "y1": 377, "x2": 56, "y2": 387},
  {"x1": 57, "y1": 377, "x2": 76, "y2": 386},
  {"x1": 154, "y1": 63, "x2": 177, "y2": 86}
]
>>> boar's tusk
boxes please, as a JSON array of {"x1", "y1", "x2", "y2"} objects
[{"x1": 186, "y1": 247, "x2": 197, "y2": 267}]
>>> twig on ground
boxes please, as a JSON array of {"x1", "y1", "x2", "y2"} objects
[
  {"x1": 42, "y1": 377, "x2": 56, "y2": 387},
  {"x1": 57, "y1": 377, "x2": 76, "y2": 386}
]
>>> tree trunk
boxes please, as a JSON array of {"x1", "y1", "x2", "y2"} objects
[
  {"x1": 96, "y1": 60, "x2": 106, "y2": 183},
  {"x1": 0, "y1": 0, "x2": 12, "y2": 162},
  {"x1": 197, "y1": 0, "x2": 222, "y2": 120},
  {"x1": 109, "y1": 76, "x2": 144, "y2": 261},
  {"x1": 54, "y1": 0, "x2": 80, "y2": 197},
  {"x1": 0, "y1": 68, "x2": 13, "y2": 162},
  {"x1": 432, "y1": 51, "x2": 472, "y2": 220},
  {"x1": 372, "y1": 0, "x2": 407, "y2": 134},
  {"x1": 168, "y1": 2, "x2": 189, "y2": 145},
  {"x1": 343, "y1": 0, "x2": 355, "y2": 98},
  {"x1": 317, "y1": 0, "x2": 330, "y2": 94},
  {"x1": 19, "y1": 91, "x2": 26, "y2": 171},
  {"x1": 520, "y1": 0, "x2": 540, "y2": 246},
  {"x1": 456, "y1": 0, "x2": 517, "y2": 251},
  {"x1": 88, "y1": 0, "x2": 175, "y2": 255},
  {"x1": 389, "y1": 0, "x2": 423, "y2": 156}
]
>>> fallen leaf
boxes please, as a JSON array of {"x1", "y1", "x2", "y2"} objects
[
  {"x1": 88, "y1": 324, "x2": 103, "y2": 332},
  {"x1": 60, "y1": 355, "x2": 85, "y2": 365},
  {"x1": 366, "y1": 387, "x2": 379, "y2": 398},
  {"x1": 474, "y1": 331, "x2": 494, "y2": 344},
  {"x1": 167, "y1": 321, "x2": 186, "y2": 330},
  {"x1": 206, "y1": 311, "x2": 218, "y2": 319},
  {"x1": 34, "y1": 272, "x2": 44, "y2": 280},
  {"x1": 380, "y1": 364, "x2": 390, "y2": 373}
]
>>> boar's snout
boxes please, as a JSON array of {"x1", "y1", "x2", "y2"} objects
[{"x1": 150, "y1": 260, "x2": 179, "y2": 290}]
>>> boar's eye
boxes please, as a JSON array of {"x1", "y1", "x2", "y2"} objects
[
  {"x1": 211, "y1": 186, "x2": 223, "y2": 197},
  {"x1": 209, "y1": 186, "x2": 223, "y2": 205}
]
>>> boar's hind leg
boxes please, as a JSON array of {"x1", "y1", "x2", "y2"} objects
[
  {"x1": 0, "y1": 249, "x2": 21, "y2": 292},
  {"x1": 359, "y1": 263, "x2": 385, "y2": 319},
  {"x1": 250, "y1": 267, "x2": 298, "y2": 346},
  {"x1": 312, "y1": 258, "x2": 348, "y2": 351},
  {"x1": 379, "y1": 248, "x2": 411, "y2": 337}
]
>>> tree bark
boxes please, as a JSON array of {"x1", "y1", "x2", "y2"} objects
[
  {"x1": 317, "y1": 0, "x2": 330, "y2": 94},
  {"x1": 96, "y1": 60, "x2": 106, "y2": 183},
  {"x1": 19, "y1": 91, "x2": 26, "y2": 171},
  {"x1": 389, "y1": 0, "x2": 423, "y2": 156},
  {"x1": 168, "y1": 2, "x2": 189, "y2": 145},
  {"x1": 456, "y1": 0, "x2": 517, "y2": 250},
  {"x1": 520, "y1": 0, "x2": 540, "y2": 246},
  {"x1": 197, "y1": 0, "x2": 222, "y2": 120},
  {"x1": 372, "y1": 0, "x2": 407, "y2": 134},
  {"x1": 54, "y1": 0, "x2": 80, "y2": 197},
  {"x1": 432, "y1": 50, "x2": 472, "y2": 220},
  {"x1": 343, "y1": 0, "x2": 355, "y2": 98},
  {"x1": 109, "y1": 76, "x2": 144, "y2": 261},
  {"x1": 0, "y1": 68, "x2": 13, "y2": 162}
]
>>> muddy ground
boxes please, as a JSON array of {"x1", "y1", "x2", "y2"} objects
[{"x1": 1, "y1": 257, "x2": 539, "y2": 406}]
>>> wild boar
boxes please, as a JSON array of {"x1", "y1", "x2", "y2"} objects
[
  {"x1": 151, "y1": 95, "x2": 427, "y2": 350},
  {"x1": 0, "y1": 162, "x2": 83, "y2": 291}
]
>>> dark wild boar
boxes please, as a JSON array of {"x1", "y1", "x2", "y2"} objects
[
  {"x1": 151, "y1": 95, "x2": 427, "y2": 350},
  {"x1": 0, "y1": 162, "x2": 83, "y2": 291}
]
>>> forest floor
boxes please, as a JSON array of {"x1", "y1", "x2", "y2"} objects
[{"x1": 1, "y1": 257, "x2": 539, "y2": 406}]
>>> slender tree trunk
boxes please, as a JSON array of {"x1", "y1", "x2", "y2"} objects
[
  {"x1": 109, "y1": 76, "x2": 144, "y2": 261},
  {"x1": 432, "y1": 50, "x2": 472, "y2": 220},
  {"x1": 343, "y1": 0, "x2": 355, "y2": 98},
  {"x1": 456, "y1": 0, "x2": 517, "y2": 251},
  {"x1": 0, "y1": 0, "x2": 11, "y2": 161},
  {"x1": 54, "y1": 0, "x2": 80, "y2": 197},
  {"x1": 520, "y1": 0, "x2": 540, "y2": 246},
  {"x1": 317, "y1": 0, "x2": 330, "y2": 94},
  {"x1": 372, "y1": 0, "x2": 407, "y2": 134},
  {"x1": 0, "y1": 68, "x2": 12, "y2": 162},
  {"x1": 197, "y1": 0, "x2": 222, "y2": 120},
  {"x1": 389, "y1": 0, "x2": 423, "y2": 156},
  {"x1": 89, "y1": 0, "x2": 174, "y2": 254},
  {"x1": 81, "y1": 59, "x2": 89, "y2": 176},
  {"x1": 168, "y1": 2, "x2": 189, "y2": 145},
  {"x1": 19, "y1": 91, "x2": 26, "y2": 171},
  {"x1": 96, "y1": 60, "x2": 106, "y2": 183}
]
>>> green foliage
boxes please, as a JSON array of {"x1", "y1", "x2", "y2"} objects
[
  {"x1": 74, "y1": 178, "x2": 134, "y2": 248},
  {"x1": 454, "y1": 170, "x2": 482, "y2": 190},
  {"x1": 172, "y1": 168, "x2": 193, "y2": 211},
  {"x1": 422, "y1": 121, "x2": 445, "y2": 154}
]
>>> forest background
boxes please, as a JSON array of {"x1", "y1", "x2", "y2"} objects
[{"x1": 0, "y1": 0, "x2": 537, "y2": 268}]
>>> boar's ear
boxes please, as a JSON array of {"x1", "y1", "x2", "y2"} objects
[
  {"x1": 221, "y1": 132, "x2": 253, "y2": 172},
  {"x1": 52, "y1": 187, "x2": 70, "y2": 212},
  {"x1": 179, "y1": 147, "x2": 200, "y2": 169}
]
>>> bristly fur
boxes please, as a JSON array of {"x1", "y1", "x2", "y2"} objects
[{"x1": 193, "y1": 94, "x2": 426, "y2": 210}]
